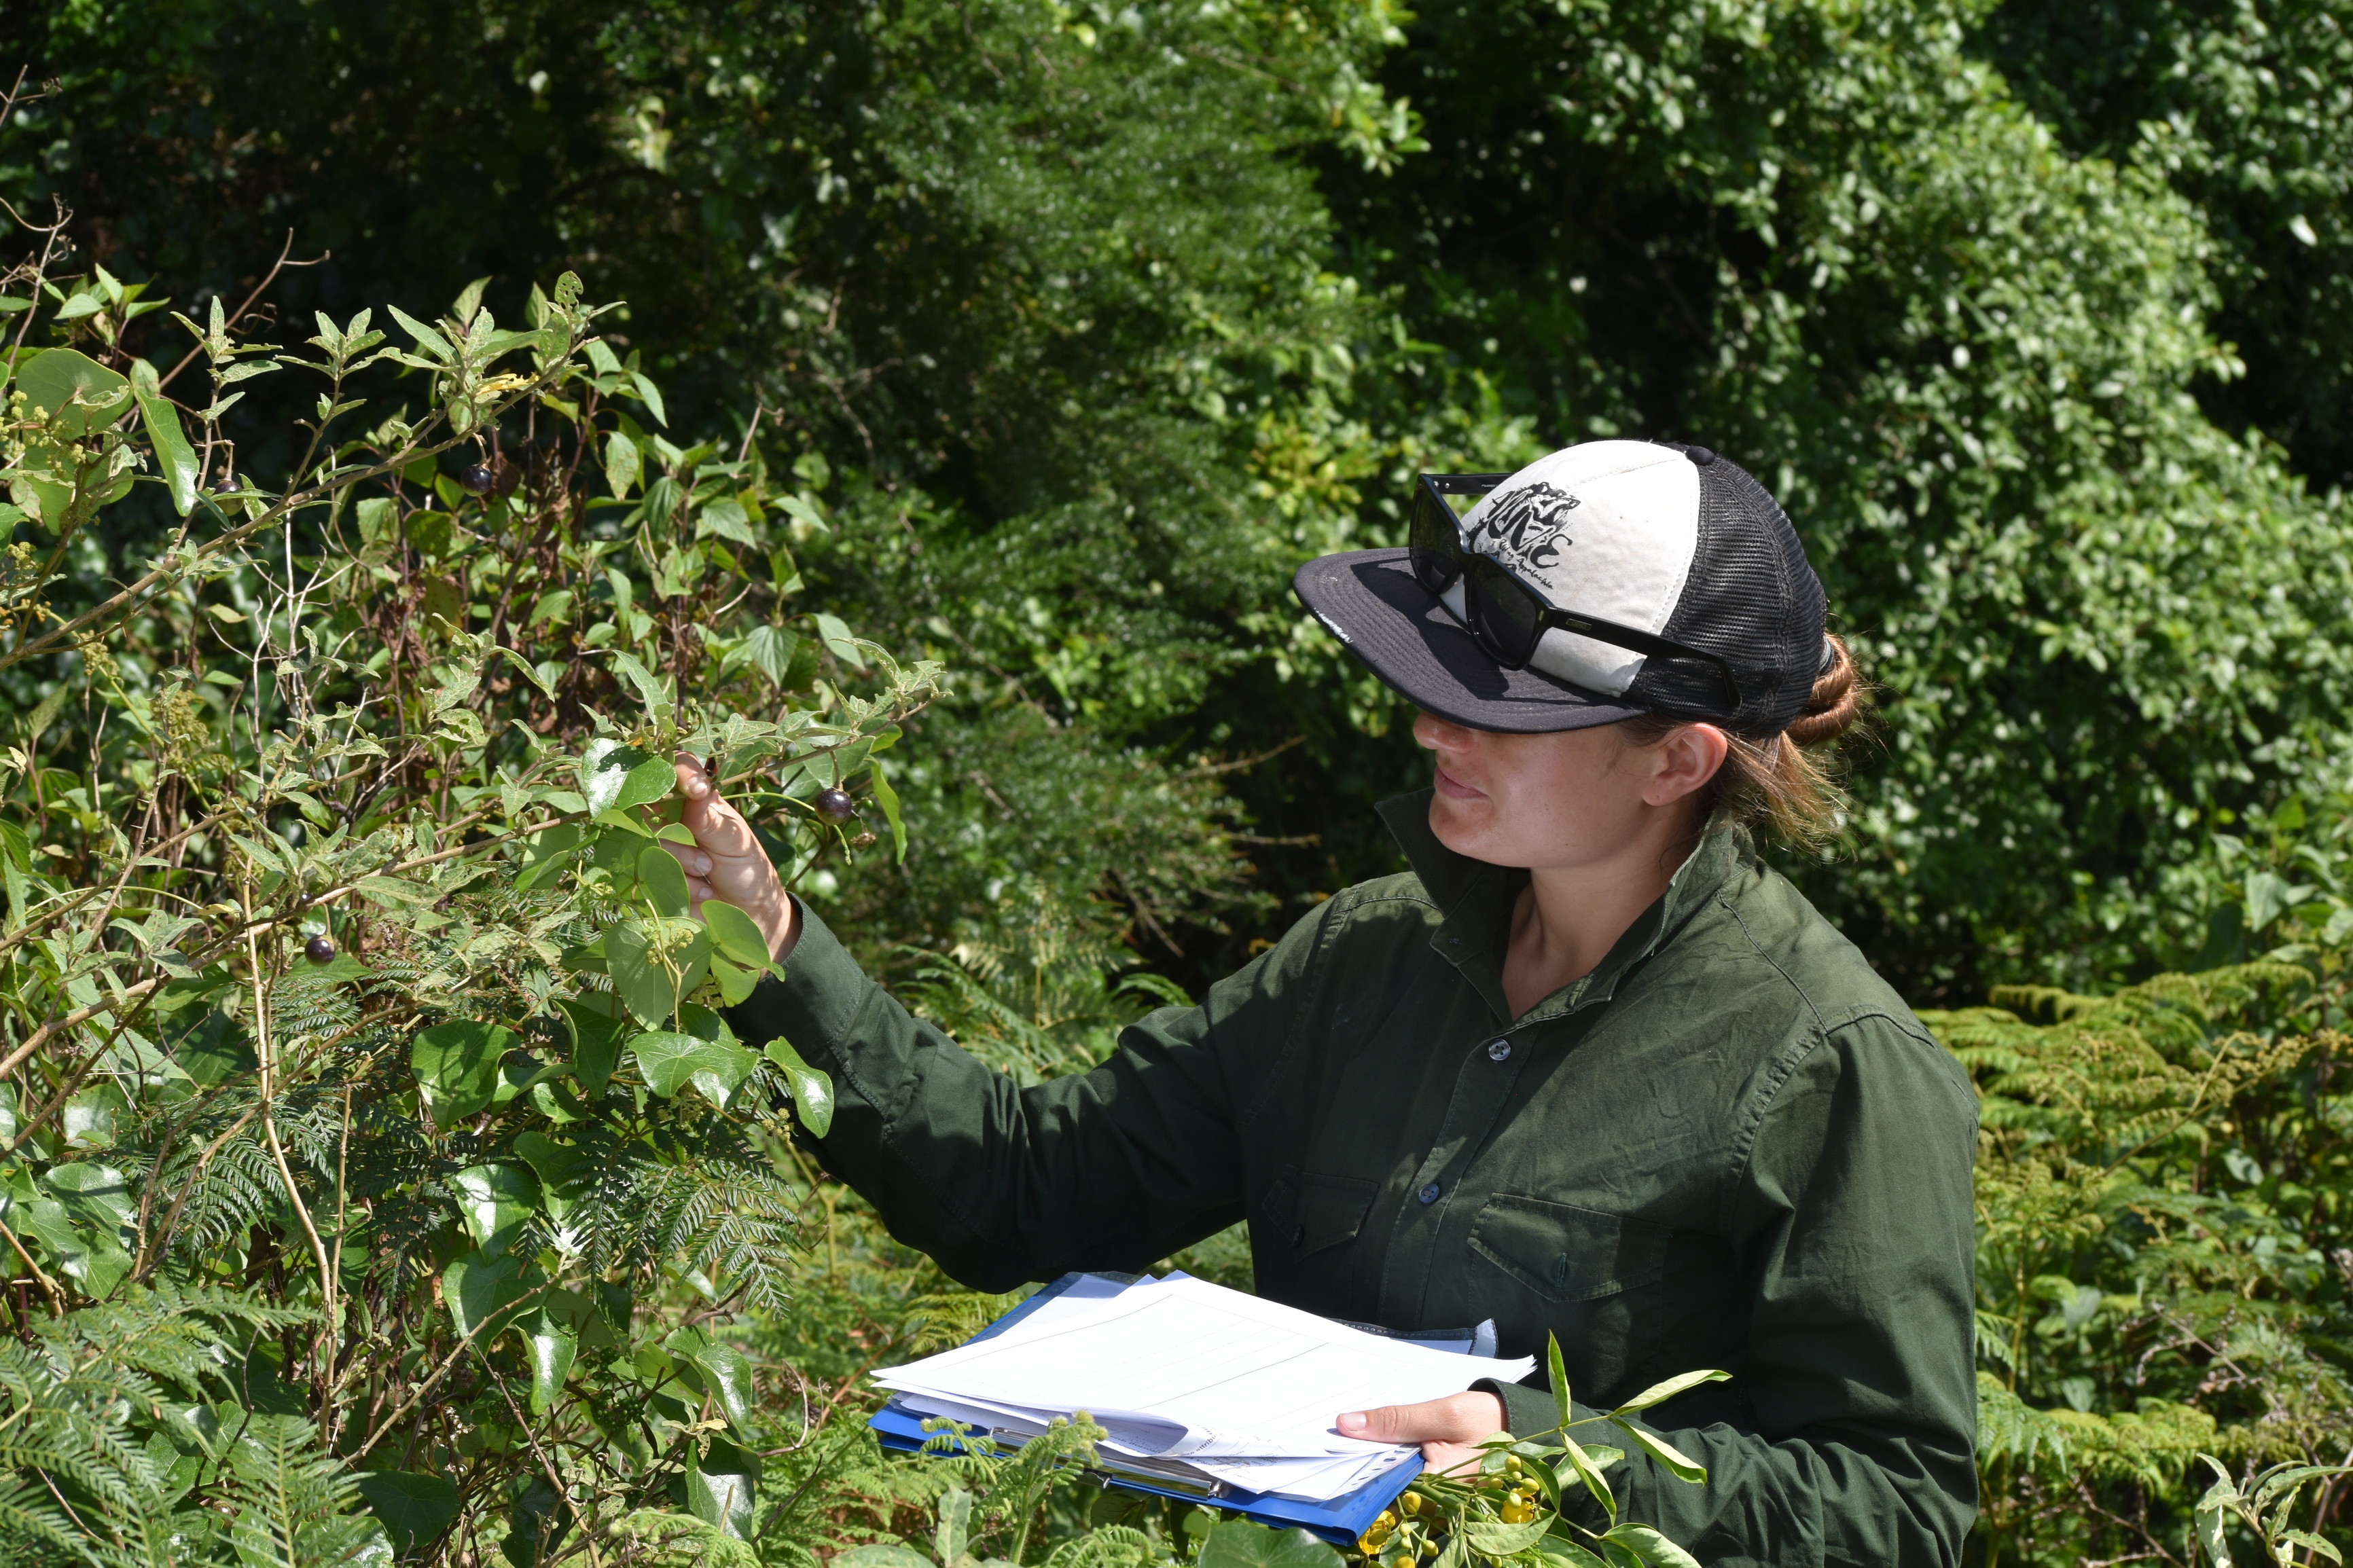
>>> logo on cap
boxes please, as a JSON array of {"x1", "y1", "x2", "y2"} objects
[{"x1": 1462, "y1": 482, "x2": 1581, "y2": 578}]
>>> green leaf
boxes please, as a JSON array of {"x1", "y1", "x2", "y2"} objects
[
  {"x1": 1548, "y1": 1331, "x2": 1573, "y2": 1433},
  {"x1": 607, "y1": 919, "x2": 710, "y2": 1029},
  {"x1": 357, "y1": 1472, "x2": 462, "y2": 1557},
  {"x1": 608, "y1": 650, "x2": 676, "y2": 723},
  {"x1": 631, "y1": 1030, "x2": 756, "y2": 1109},
  {"x1": 665, "y1": 1327, "x2": 758, "y2": 1431},
  {"x1": 412, "y1": 1021, "x2": 517, "y2": 1130},
  {"x1": 937, "y1": 1487, "x2": 973, "y2": 1568},
  {"x1": 1195, "y1": 1520, "x2": 1344, "y2": 1568},
  {"x1": 708, "y1": 952, "x2": 759, "y2": 1006},
  {"x1": 1533, "y1": 1544, "x2": 1611, "y2": 1568},
  {"x1": 834, "y1": 1550, "x2": 933, "y2": 1568},
  {"x1": 1609, "y1": 1369, "x2": 1729, "y2": 1416},
  {"x1": 687, "y1": 1437, "x2": 755, "y2": 1539},
  {"x1": 1560, "y1": 1431, "x2": 1618, "y2": 1520},
  {"x1": 812, "y1": 610, "x2": 865, "y2": 668},
  {"x1": 512, "y1": 823, "x2": 586, "y2": 892},
  {"x1": 869, "y1": 760, "x2": 907, "y2": 863},
  {"x1": 764, "y1": 1038, "x2": 833, "y2": 1135},
  {"x1": 742, "y1": 623, "x2": 802, "y2": 687},
  {"x1": 527, "y1": 1310, "x2": 579, "y2": 1417},
  {"x1": 630, "y1": 369, "x2": 668, "y2": 426},
  {"x1": 638, "y1": 843, "x2": 692, "y2": 917},
  {"x1": 450, "y1": 1163, "x2": 539, "y2": 1258},
  {"x1": 697, "y1": 496, "x2": 756, "y2": 545},
  {"x1": 702, "y1": 900, "x2": 772, "y2": 969},
  {"x1": 2196, "y1": 1457, "x2": 2238, "y2": 1567},
  {"x1": 1465, "y1": 1518, "x2": 1553, "y2": 1556},
  {"x1": 1608, "y1": 1417, "x2": 1707, "y2": 1484},
  {"x1": 555, "y1": 994, "x2": 627, "y2": 1095},
  {"x1": 444, "y1": 1250, "x2": 531, "y2": 1340},
  {"x1": 130, "y1": 363, "x2": 198, "y2": 517},
  {"x1": 19, "y1": 346, "x2": 131, "y2": 437},
  {"x1": 580, "y1": 740, "x2": 675, "y2": 817},
  {"x1": 1598, "y1": 1525, "x2": 1702, "y2": 1568}
]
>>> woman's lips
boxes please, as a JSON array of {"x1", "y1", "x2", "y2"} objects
[{"x1": 1433, "y1": 763, "x2": 1486, "y2": 801}]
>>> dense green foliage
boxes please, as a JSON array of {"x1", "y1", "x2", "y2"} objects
[{"x1": 7, "y1": 0, "x2": 2353, "y2": 1564}]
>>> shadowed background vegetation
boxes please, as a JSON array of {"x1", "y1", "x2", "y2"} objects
[{"x1": 5, "y1": 1, "x2": 2352, "y2": 1564}]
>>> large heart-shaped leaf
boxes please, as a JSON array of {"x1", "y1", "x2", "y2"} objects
[
  {"x1": 356, "y1": 1472, "x2": 462, "y2": 1557},
  {"x1": 580, "y1": 740, "x2": 676, "y2": 818},
  {"x1": 444, "y1": 1250, "x2": 533, "y2": 1341},
  {"x1": 450, "y1": 1163, "x2": 539, "y2": 1258},
  {"x1": 607, "y1": 919, "x2": 710, "y2": 1029},
  {"x1": 19, "y1": 347, "x2": 132, "y2": 437},
  {"x1": 1196, "y1": 1520, "x2": 1344, "y2": 1568},
  {"x1": 631, "y1": 1032, "x2": 756, "y2": 1110},
  {"x1": 412, "y1": 1021, "x2": 516, "y2": 1129},
  {"x1": 666, "y1": 1326, "x2": 757, "y2": 1432},
  {"x1": 44, "y1": 1161, "x2": 134, "y2": 1240}
]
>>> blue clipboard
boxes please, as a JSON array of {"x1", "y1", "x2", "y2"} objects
[{"x1": 867, "y1": 1273, "x2": 1487, "y2": 1544}]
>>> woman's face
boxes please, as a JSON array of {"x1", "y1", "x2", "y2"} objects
[{"x1": 1412, "y1": 710, "x2": 1725, "y2": 873}]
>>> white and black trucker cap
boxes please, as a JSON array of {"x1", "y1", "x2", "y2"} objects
[{"x1": 1293, "y1": 439, "x2": 1831, "y2": 736}]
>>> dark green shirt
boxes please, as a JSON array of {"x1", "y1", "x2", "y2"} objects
[{"x1": 733, "y1": 795, "x2": 1979, "y2": 1568}]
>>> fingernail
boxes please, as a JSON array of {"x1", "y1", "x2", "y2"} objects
[
  {"x1": 685, "y1": 775, "x2": 709, "y2": 798},
  {"x1": 1337, "y1": 1412, "x2": 1366, "y2": 1434}
]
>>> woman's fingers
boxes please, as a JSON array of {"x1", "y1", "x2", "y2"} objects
[
  {"x1": 669, "y1": 754, "x2": 800, "y2": 961},
  {"x1": 1335, "y1": 1391, "x2": 1507, "y2": 1446}
]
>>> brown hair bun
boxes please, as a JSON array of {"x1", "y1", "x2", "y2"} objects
[{"x1": 1783, "y1": 634, "x2": 1860, "y2": 747}]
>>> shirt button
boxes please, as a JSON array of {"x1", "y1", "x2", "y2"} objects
[
  {"x1": 1291, "y1": 1224, "x2": 1306, "y2": 1247},
  {"x1": 1486, "y1": 1039, "x2": 1512, "y2": 1062},
  {"x1": 1418, "y1": 1182, "x2": 1441, "y2": 1205}
]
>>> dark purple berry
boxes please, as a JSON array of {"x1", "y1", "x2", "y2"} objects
[
  {"x1": 459, "y1": 462, "x2": 496, "y2": 495},
  {"x1": 213, "y1": 473, "x2": 239, "y2": 494},
  {"x1": 814, "y1": 787, "x2": 855, "y2": 822},
  {"x1": 304, "y1": 934, "x2": 337, "y2": 964}
]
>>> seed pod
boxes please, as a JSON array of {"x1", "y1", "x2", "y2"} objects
[
  {"x1": 459, "y1": 462, "x2": 496, "y2": 495},
  {"x1": 304, "y1": 934, "x2": 337, "y2": 964},
  {"x1": 814, "y1": 787, "x2": 855, "y2": 821}
]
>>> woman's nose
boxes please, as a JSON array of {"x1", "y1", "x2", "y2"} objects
[{"x1": 1412, "y1": 710, "x2": 1475, "y2": 754}]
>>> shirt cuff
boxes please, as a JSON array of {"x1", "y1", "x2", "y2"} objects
[
  {"x1": 721, "y1": 896, "x2": 867, "y2": 1084},
  {"x1": 1471, "y1": 1374, "x2": 1562, "y2": 1440}
]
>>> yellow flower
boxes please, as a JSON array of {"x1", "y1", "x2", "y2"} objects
[{"x1": 1498, "y1": 1502, "x2": 1534, "y2": 1525}]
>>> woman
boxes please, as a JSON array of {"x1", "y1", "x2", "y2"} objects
[{"x1": 666, "y1": 441, "x2": 1979, "y2": 1568}]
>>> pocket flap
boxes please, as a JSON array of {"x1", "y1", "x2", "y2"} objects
[{"x1": 1468, "y1": 1194, "x2": 1668, "y2": 1303}]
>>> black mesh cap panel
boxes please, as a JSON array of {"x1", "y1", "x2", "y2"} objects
[{"x1": 1628, "y1": 453, "x2": 1825, "y2": 735}]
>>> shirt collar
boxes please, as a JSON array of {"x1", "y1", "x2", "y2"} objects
[{"x1": 1376, "y1": 788, "x2": 1750, "y2": 1026}]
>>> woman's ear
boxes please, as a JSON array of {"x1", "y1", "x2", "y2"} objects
[{"x1": 1642, "y1": 723, "x2": 1730, "y2": 807}]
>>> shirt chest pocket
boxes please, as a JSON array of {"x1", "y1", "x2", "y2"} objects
[
  {"x1": 1465, "y1": 1193, "x2": 1672, "y2": 1402},
  {"x1": 1467, "y1": 1193, "x2": 1669, "y2": 1302}
]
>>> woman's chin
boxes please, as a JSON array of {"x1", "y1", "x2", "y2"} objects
[{"x1": 1426, "y1": 795, "x2": 1496, "y2": 859}]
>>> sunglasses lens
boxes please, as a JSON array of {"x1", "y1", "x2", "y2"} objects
[
  {"x1": 1408, "y1": 484, "x2": 1464, "y2": 597},
  {"x1": 1464, "y1": 556, "x2": 1546, "y2": 668}
]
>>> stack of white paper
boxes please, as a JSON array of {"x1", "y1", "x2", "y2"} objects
[{"x1": 872, "y1": 1273, "x2": 1533, "y2": 1503}]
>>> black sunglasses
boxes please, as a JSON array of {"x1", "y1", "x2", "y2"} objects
[{"x1": 1408, "y1": 473, "x2": 1743, "y2": 715}]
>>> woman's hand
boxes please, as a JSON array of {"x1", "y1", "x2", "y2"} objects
[
  {"x1": 666, "y1": 757, "x2": 799, "y2": 962},
  {"x1": 1337, "y1": 1390, "x2": 1509, "y2": 1476}
]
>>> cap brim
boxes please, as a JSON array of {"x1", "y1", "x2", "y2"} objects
[{"x1": 1293, "y1": 549, "x2": 1647, "y2": 735}]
